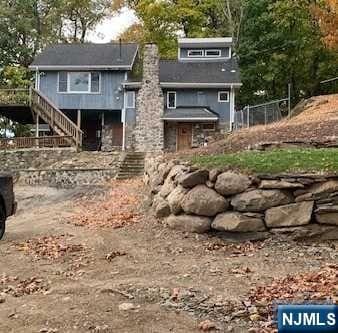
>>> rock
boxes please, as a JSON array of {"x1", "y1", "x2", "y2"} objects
[
  {"x1": 212, "y1": 212, "x2": 266, "y2": 232},
  {"x1": 167, "y1": 164, "x2": 189, "y2": 181},
  {"x1": 177, "y1": 169, "x2": 209, "y2": 188},
  {"x1": 215, "y1": 172, "x2": 251, "y2": 196},
  {"x1": 231, "y1": 190, "x2": 293, "y2": 212},
  {"x1": 118, "y1": 303, "x2": 136, "y2": 311},
  {"x1": 159, "y1": 178, "x2": 175, "y2": 198},
  {"x1": 182, "y1": 185, "x2": 228, "y2": 216},
  {"x1": 295, "y1": 193, "x2": 314, "y2": 202},
  {"x1": 167, "y1": 185, "x2": 188, "y2": 215},
  {"x1": 259, "y1": 180, "x2": 304, "y2": 189},
  {"x1": 158, "y1": 161, "x2": 175, "y2": 180},
  {"x1": 265, "y1": 201, "x2": 314, "y2": 228},
  {"x1": 153, "y1": 195, "x2": 171, "y2": 218},
  {"x1": 270, "y1": 224, "x2": 338, "y2": 241},
  {"x1": 308, "y1": 180, "x2": 338, "y2": 195},
  {"x1": 315, "y1": 205, "x2": 338, "y2": 226},
  {"x1": 206, "y1": 181, "x2": 214, "y2": 188},
  {"x1": 209, "y1": 168, "x2": 222, "y2": 182},
  {"x1": 166, "y1": 214, "x2": 212, "y2": 233}
]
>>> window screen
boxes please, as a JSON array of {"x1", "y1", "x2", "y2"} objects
[{"x1": 167, "y1": 92, "x2": 176, "y2": 108}]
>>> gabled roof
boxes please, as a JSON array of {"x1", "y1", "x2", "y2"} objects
[
  {"x1": 162, "y1": 107, "x2": 219, "y2": 121},
  {"x1": 30, "y1": 43, "x2": 139, "y2": 70},
  {"x1": 159, "y1": 59, "x2": 241, "y2": 87}
]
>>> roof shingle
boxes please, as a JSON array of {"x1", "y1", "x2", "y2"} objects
[{"x1": 30, "y1": 43, "x2": 138, "y2": 69}]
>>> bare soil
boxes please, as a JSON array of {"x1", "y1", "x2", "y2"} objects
[{"x1": 0, "y1": 182, "x2": 337, "y2": 333}]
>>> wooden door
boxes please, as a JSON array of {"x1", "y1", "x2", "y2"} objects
[
  {"x1": 177, "y1": 123, "x2": 192, "y2": 151},
  {"x1": 111, "y1": 123, "x2": 123, "y2": 147}
]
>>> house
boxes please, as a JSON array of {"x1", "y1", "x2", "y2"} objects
[{"x1": 0, "y1": 37, "x2": 241, "y2": 152}]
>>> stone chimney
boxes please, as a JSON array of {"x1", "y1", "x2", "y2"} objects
[{"x1": 134, "y1": 44, "x2": 164, "y2": 152}]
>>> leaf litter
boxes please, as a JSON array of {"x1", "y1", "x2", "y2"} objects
[{"x1": 70, "y1": 178, "x2": 142, "y2": 229}]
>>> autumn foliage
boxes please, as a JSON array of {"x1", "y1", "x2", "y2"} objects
[{"x1": 312, "y1": 0, "x2": 338, "y2": 49}]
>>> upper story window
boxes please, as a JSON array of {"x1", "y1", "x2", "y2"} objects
[
  {"x1": 125, "y1": 91, "x2": 135, "y2": 108},
  {"x1": 205, "y1": 49, "x2": 221, "y2": 57},
  {"x1": 167, "y1": 91, "x2": 177, "y2": 109},
  {"x1": 187, "y1": 50, "x2": 204, "y2": 57},
  {"x1": 58, "y1": 72, "x2": 100, "y2": 93},
  {"x1": 218, "y1": 91, "x2": 229, "y2": 103}
]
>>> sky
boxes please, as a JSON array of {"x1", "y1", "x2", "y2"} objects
[{"x1": 87, "y1": 8, "x2": 138, "y2": 43}]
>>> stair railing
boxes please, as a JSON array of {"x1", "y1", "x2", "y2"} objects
[{"x1": 30, "y1": 87, "x2": 83, "y2": 149}]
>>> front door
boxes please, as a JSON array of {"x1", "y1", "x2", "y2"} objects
[{"x1": 177, "y1": 123, "x2": 192, "y2": 151}]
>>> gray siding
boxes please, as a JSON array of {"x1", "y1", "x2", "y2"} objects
[
  {"x1": 164, "y1": 89, "x2": 231, "y2": 122},
  {"x1": 179, "y1": 47, "x2": 230, "y2": 60},
  {"x1": 39, "y1": 71, "x2": 126, "y2": 110}
]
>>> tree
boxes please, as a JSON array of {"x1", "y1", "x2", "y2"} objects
[
  {"x1": 312, "y1": 0, "x2": 338, "y2": 49},
  {"x1": 237, "y1": 0, "x2": 338, "y2": 106}
]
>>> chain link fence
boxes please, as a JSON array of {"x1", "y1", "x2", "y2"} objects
[{"x1": 234, "y1": 98, "x2": 289, "y2": 130}]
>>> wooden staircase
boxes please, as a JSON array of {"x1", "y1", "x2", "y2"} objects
[
  {"x1": 0, "y1": 87, "x2": 82, "y2": 150},
  {"x1": 30, "y1": 88, "x2": 83, "y2": 149}
]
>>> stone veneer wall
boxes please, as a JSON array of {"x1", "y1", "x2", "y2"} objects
[
  {"x1": 134, "y1": 44, "x2": 164, "y2": 152},
  {"x1": 0, "y1": 149, "x2": 77, "y2": 171},
  {"x1": 17, "y1": 169, "x2": 117, "y2": 188},
  {"x1": 144, "y1": 156, "x2": 338, "y2": 239}
]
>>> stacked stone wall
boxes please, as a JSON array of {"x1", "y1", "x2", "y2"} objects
[{"x1": 145, "y1": 156, "x2": 338, "y2": 239}]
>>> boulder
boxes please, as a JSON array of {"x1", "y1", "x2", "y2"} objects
[
  {"x1": 231, "y1": 190, "x2": 293, "y2": 212},
  {"x1": 315, "y1": 205, "x2": 338, "y2": 226},
  {"x1": 177, "y1": 169, "x2": 209, "y2": 188},
  {"x1": 159, "y1": 177, "x2": 175, "y2": 198},
  {"x1": 265, "y1": 201, "x2": 314, "y2": 228},
  {"x1": 211, "y1": 212, "x2": 266, "y2": 232},
  {"x1": 259, "y1": 180, "x2": 304, "y2": 189},
  {"x1": 153, "y1": 195, "x2": 171, "y2": 218},
  {"x1": 209, "y1": 168, "x2": 222, "y2": 182},
  {"x1": 182, "y1": 185, "x2": 228, "y2": 217},
  {"x1": 166, "y1": 164, "x2": 189, "y2": 181},
  {"x1": 215, "y1": 172, "x2": 251, "y2": 196},
  {"x1": 165, "y1": 214, "x2": 212, "y2": 233},
  {"x1": 167, "y1": 185, "x2": 188, "y2": 215}
]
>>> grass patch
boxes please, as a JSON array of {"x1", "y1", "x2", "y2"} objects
[{"x1": 191, "y1": 148, "x2": 338, "y2": 174}]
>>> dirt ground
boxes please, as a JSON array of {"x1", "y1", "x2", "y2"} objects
[{"x1": 0, "y1": 181, "x2": 337, "y2": 333}]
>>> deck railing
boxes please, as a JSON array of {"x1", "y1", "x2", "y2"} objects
[
  {"x1": 0, "y1": 88, "x2": 30, "y2": 105},
  {"x1": 0, "y1": 136, "x2": 73, "y2": 150}
]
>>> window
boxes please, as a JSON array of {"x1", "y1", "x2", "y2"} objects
[
  {"x1": 205, "y1": 49, "x2": 221, "y2": 57},
  {"x1": 167, "y1": 91, "x2": 176, "y2": 109},
  {"x1": 58, "y1": 72, "x2": 101, "y2": 93},
  {"x1": 58, "y1": 72, "x2": 67, "y2": 92},
  {"x1": 125, "y1": 91, "x2": 135, "y2": 108},
  {"x1": 218, "y1": 91, "x2": 229, "y2": 103},
  {"x1": 187, "y1": 50, "x2": 204, "y2": 57}
]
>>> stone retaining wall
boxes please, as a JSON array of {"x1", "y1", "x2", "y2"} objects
[
  {"x1": 0, "y1": 148, "x2": 77, "y2": 171},
  {"x1": 17, "y1": 169, "x2": 117, "y2": 188},
  {"x1": 144, "y1": 156, "x2": 338, "y2": 238}
]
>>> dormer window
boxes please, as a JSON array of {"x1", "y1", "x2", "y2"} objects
[
  {"x1": 205, "y1": 49, "x2": 221, "y2": 57},
  {"x1": 187, "y1": 50, "x2": 204, "y2": 57}
]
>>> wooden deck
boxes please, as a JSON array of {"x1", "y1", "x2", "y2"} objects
[{"x1": 0, "y1": 88, "x2": 83, "y2": 150}]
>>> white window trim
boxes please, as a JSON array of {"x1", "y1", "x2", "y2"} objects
[
  {"x1": 167, "y1": 91, "x2": 177, "y2": 109},
  {"x1": 125, "y1": 91, "x2": 136, "y2": 108},
  {"x1": 218, "y1": 91, "x2": 230, "y2": 103},
  {"x1": 57, "y1": 72, "x2": 101, "y2": 94},
  {"x1": 205, "y1": 49, "x2": 222, "y2": 57},
  {"x1": 187, "y1": 49, "x2": 204, "y2": 57}
]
